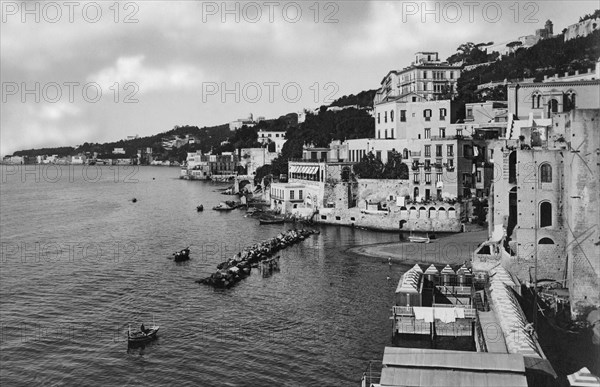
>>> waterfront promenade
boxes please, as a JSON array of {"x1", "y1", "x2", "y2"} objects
[{"x1": 349, "y1": 229, "x2": 488, "y2": 265}]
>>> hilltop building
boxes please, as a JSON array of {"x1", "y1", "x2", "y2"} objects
[
  {"x1": 564, "y1": 15, "x2": 599, "y2": 41},
  {"x1": 485, "y1": 20, "x2": 554, "y2": 56},
  {"x1": 374, "y1": 52, "x2": 461, "y2": 104}
]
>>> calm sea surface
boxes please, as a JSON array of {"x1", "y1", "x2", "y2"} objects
[{"x1": 0, "y1": 165, "x2": 419, "y2": 387}]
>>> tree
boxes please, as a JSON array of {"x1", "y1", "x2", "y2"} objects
[{"x1": 353, "y1": 152, "x2": 384, "y2": 179}]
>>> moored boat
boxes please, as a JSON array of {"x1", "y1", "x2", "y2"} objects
[
  {"x1": 408, "y1": 232, "x2": 430, "y2": 243},
  {"x1": 259, "y1": 216, "x2": 285, "y2": 225},
  {"x1": 174, "y1": 247, "x2": 190, "y2": 261},
  {"x1": 213, "y1": 202, "x2": 234, "y2": 211},
  {"x1": 128, "y1": 324, "x2": 159, "y2": 344}
]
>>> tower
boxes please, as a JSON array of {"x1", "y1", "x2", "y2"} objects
[{"x1": 545, "y1": 20, "x2": 553, "y2": 36}]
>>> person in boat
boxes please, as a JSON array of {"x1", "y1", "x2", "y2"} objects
[{"x1": 140, "y1": 323, "x2": 150, "y2": 334}]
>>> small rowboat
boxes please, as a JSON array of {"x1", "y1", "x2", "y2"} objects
[
  {"x1": 408, "y1": 233, "x2": 430, "y2": 243},
  {"x1": 128, "y1": 325, "x2": 159, "y2": 344},
  {"x1": 259, "y1": 216, "x2": 285, "y2": 225},
  {"x1": 174, "y1": 248, "x2": 190, "y2": 262}
]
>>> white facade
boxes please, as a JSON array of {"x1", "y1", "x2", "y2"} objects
[
  {"x1": 257, "y1": 130, "x2": 287, "y2": 153},
  {"x1": 374, "y1": 99, "x2": 453, "y2": 140}
]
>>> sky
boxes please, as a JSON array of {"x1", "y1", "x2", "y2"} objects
[{"x1": 1, "y1": 0, "x2": 597, "y2": 156}]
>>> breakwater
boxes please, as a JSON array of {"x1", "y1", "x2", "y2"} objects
[{"x1": 196, "y1": 228, "x2": 319, "y2": 288}]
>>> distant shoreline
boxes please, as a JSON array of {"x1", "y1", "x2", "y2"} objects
[{"x1": 348, "y1": 229, "x2": 488, "y2": 266}]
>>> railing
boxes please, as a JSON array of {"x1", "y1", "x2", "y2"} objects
[
  {"x1": 360, "y1": 360, "x2": 382, "y2": 387},
  {"x1": 392, "y1": 305, "x2": 477, "y2": 319}
]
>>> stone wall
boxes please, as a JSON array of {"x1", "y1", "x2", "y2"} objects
[{"x1": 565, "y1": 109, "x2": 600, "y2": 315}]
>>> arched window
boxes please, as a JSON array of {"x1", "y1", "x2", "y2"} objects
[
  {"x1": 532, "y1": 92, "x2": 539, "y2": 109},
  {"x1": 540, "y1": 202, "x2": 552, "y2": 227},
  {"x1": 540, "y1": 163, "x2": 552, "y2": 183},
  {"x1": 390, "y1": 110, "x2": 394, "y2": 122},
  {"x1": 538, "y1": 237, "x2": 554, "y2": 244},
  {"x1": 537, "y1": 95, "x2": 542, "y2": 108},
  {"x1": 548, "y1": 99, "x2": 559, "y2": 115},
  {"x1": 403, "y1": 148, "x2": 409, "y2": 159}
]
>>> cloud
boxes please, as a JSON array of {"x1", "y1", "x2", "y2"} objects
[{"x1": 88, "y1": 56, "x2": 205, "y2": 94}]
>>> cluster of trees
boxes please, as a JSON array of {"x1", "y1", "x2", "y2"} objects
[
  {"x1": 446, "y1": 42, "x2": 499, "y2": 65},
  {"x1": 328, "y1": 89, "x2": 378, "y2": 108},
  {"x1": 450, "y1": 30, "x2": 600, "y2": 119},
  {"x1": 353, "y1": 151, "x2": 409, "y2": 180}
]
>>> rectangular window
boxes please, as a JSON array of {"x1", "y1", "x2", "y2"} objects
[
  {"x1": 436, "y1": 145, "x2": 442, "y2": 157},
  {"x1": 456, "y1": 128, "x2": 463, "y2": 137},
  {"x1": 377, "y1": 113, "x2": 380, "y2": 124},
  {"x1": 436, "y1": 173, "x2": 443, "y2": 182},
  {"x1": 447, "y1": 145, "x2": 454, "y2": 157},
  {"x1": 477, "y1": 170, "x2": 482, "y2": 183},
  {"x1": 390, "y1": 129, "x2": 394, "y2": 138},
  {"x1": 384, "y1": 129, "x2": 388, "y2": 139},
  {"x1": 376, "y1": 151, "x2": 382, "y2": 160},
  {"x1": 424, "y1": 145, "x2": 431, "y2": 157},
  {"x1": 439, "y1": 109, "x2": 446, "y2": 120},
  {"x1": 439, "y1": 128, "x2": 446, "y2": 138},
  {"x1": 413, "y1": 173, "x2": 420, "y2": 183},
  {"x1": 384, "y1": 111, "x2": 388, "y2": 123},
  {"x1": 299, "y1": 190, "x2": 303, "y2": 200},
  {"x1": 450, "y1": 71, "x2": 454, "y2": 79},
  {"x1": 466, "y1": 108, "x2": 473, "y2": 118},
  {"x1": 400, "y1": 110, "x2": 406, "y2": 122},
  {"x1": 423, "y1": 71, "x2": 427, "y2": 79},
  {"x1": 425, "y1": 173, "x2": 431, "y2": 183},
  {"x1": 290, "y1": 190, "x2": 295, "y2": 200},
  {"x1": 424, "y1": 159, "x2": 431, "y2": 170},
  {"x1": 448, "y1": 158, "x2": 454, "y2": 169},
  {"x1": 424, "y1": 128, "x2": 430, "y2": 139}
]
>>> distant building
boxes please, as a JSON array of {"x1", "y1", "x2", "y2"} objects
[
  {"x1": 229, "y1": 113, "x2": 256, "y2": 131},
  {"x1": 564, "y1": 16, "x2": 599, "y2": 41},
  {"x1": 257, "y1": 130, "x2": 287, "y2": 153},
  {"x1": 71, "y1": 155, "x2": 86, "y2": 164},
  {"x1": 374, "y1": 52, "x2": 461, "y2": 104},
  {"x1": 126, "y1": 135, "x2": 139, "y2": 140},
  {"x1": 485, "y1": 20, "x2": 553, "y2": 56},
  {"x1": 113, "y1": 148, "x2": 126, "y2": 154},
  {"x1": 239, "y1": 148, "x2": 278, "y2": 176}
]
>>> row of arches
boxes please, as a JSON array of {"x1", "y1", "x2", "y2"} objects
[{"x1": 399, "y1": 206, "x2": 457, "y2": 219}]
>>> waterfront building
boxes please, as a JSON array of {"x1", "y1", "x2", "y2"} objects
[
  {"x1": 239, "y1": 147, "x2": 278, "y2": 176},
  {"x1": 113, "y1": 147, "x2": 126, "y2": 154},
  {"x1": 374, "y1": 52, "x2": 461, "y2": 104},
  {"x1": 71, "y1": 155, "x2": 86, "y2": 165},
  {"x1": 479, "y1": 79, "x2": 600, "y2": 315}
]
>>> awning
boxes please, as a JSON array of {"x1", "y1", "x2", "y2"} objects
[
  {"x1": 300, "y1": 166, "x2": 308, "y2": 174},
  {"x1": 309, "y1": 166, "x2": 319, "y2": 174},
  {"x1": 290, "y1": 166, "x2": 298, "y2": 173}
]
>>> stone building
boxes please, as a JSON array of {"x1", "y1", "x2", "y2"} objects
[{"x1": 486, "y1": 107, "x2": 599, "y2": 315}]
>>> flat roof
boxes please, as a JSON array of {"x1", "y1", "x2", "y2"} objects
[{"x1": 380, "y1": 348, "x2": 528, "y2": 387}]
